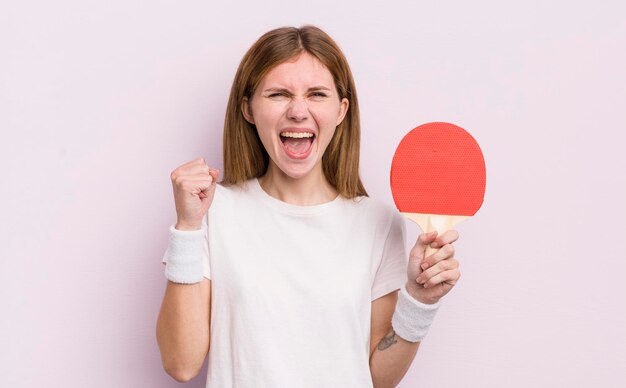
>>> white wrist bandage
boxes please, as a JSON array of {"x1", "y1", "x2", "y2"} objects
[
  {"x1": 391, "y1": 285, "x2": 442, "y2": 342},
  {"x1": 162, "y1": 225, "x2": 205, "y2": 284}
]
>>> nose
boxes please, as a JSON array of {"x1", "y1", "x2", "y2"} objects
[{"x1": 287, "y1": 98, "x2": 309, "y2": 122}]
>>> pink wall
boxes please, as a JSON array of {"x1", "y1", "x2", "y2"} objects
[{"x1": 2, "y1": 1, "x2": 625, "y2": 387}]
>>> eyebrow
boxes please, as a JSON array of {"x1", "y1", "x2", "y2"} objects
[{"x1": 263, "y1": 86, "x2": 332, "y2": 93}]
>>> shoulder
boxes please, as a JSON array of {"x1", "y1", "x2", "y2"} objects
[
  {"x1": 341, "y1": 195, "x2": 402, "y2": 230},
  {"x1": 214, "y1": 179, "x2": 256, "y2": 201},
  {"x1": 348, "y1": 194, "x2": 398, "y2": 215},
  {"x1": 205, "y1": 179, "x2": 256, "y2": 220}
]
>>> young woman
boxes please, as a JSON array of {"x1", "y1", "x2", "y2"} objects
[{"x1": 156, "y1": 25, "x2": 461, "y2": 387}]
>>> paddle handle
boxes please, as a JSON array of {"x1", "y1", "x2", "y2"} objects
[{"x1": 401, "y1": 213, "x2": 469, "y2": 258}]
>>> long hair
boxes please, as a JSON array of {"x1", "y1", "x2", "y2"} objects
[{"x1": 222, "y1": 25, "x2": 367, "y2": 198}]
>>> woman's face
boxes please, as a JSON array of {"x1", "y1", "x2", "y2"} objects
[{"x1": 243, "y1": 52, "x2": 349, "y2": 180}]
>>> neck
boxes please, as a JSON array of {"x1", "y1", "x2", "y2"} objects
[{"x1": 258, "y1": 162, "x2": 338, "y2": 205}]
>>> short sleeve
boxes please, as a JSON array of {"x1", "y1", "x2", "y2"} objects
[
  {"x1": 371, "y1": 209, "x2": 407, "y2": 301},
  {"x1": 161, "y1": 212, "x2": 211, "y2": 280}
]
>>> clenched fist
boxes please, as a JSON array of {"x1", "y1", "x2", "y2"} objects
[{"x1": 170, "y1": 157, "x2": 219, "y2": 231}]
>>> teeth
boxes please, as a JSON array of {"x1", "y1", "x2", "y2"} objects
[{"x1": 280, "y1": 132, "x2": 314, "y2": 138}]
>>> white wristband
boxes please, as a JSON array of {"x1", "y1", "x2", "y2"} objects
[
  {"x1": 162, "y1": 225, "x2": 206, "y2": 284},
  {"x1": 391, "y1": 285, "x2": 441, "y2": 342}
]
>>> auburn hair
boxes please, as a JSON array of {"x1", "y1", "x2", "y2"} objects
[{"x1": 221, "y1": 25, "x2": 367, "y2": 198}]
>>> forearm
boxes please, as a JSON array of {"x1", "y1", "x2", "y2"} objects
[
  {"x1": 156, "y1": 280, "x2": 210, "y2": 381},
  {"x1": 369, "y1": 328, "x2": 420, "y2": 388}
]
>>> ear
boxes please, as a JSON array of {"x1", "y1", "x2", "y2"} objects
[
  {"x1": 336, "y1": 98, "x2": 349, "y2": 126},
  {"x1": 241, "y1": 97, "x2": 255, "y2": 124}
]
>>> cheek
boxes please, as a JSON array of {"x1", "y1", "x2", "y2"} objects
[
  {"x1": 321, "y1": 129, "x2": 337, "y2": 148},
  {"x1": 311, "y1": 105, "x2": 342, "y2": 128},
  {"x1": 313, "y1": 116, "x2": 337, "y2": 145},
  {"x1": 251, "y1": 101, "x2": 285, "y2": 126}
]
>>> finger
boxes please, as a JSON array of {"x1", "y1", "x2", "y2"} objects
[
  {"x1": 423, "y1": 268, "x2": 461, "y2": 288},
  {"x1": 172, "y1": 172, "x2": 214, "y2": 189},
  {"x1": 180, "y1": 174, "x2": 214, "y2": 183},
  {"x1": 174, "y1": 163, "x2": 211, "y2": 177},
  {"x1": 189, "y1": 171, "x2": 215, "y2": 181},
  {"x1": 409, "y1": 231, "x2": 438, "y2": 260},
  {"x1": 421, "y1": 243, "x2": 455, "y2": 270},
  {"x1": 430, "y1": 229, "x2": 460, "y2": 249},
  {"x1": 416, "y1": 258, "x2": 458, "y2": 284},
  {"x1": 179, "y1": 177, "x2": 215, "y2": 195},
  {"x1": 171, "y1": 157, "x2": 211, "y2": 177},
  {"x1": 176, "y1": 157, "x2": 208, "y2": 169}
]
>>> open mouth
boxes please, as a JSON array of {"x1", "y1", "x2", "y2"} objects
[{"x1": 279, "y1": 131, "x2": 315, "y2": 159}]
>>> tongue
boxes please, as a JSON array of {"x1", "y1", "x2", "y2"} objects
[{"x1": 283, "y1": 137, "x2": 312, "y2": 154}]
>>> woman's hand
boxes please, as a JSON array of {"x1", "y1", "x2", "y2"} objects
[
  {"x1": 405, "y1": 230, "x2": 461, "y2": 305},
  {"x1": 170, "y1": 157, "x2": 219, "y2": 231}
]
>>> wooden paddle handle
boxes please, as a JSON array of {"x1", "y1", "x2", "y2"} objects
[{"x1": 402, "y1": 213, "x2": 469, "y2": 258}]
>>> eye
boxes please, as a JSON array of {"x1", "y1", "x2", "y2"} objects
[
  {"x1": 310, "y1": 92, "x2": 328, "y2": 98},
  {"x1": 268, "y1": 92, "x2": 287, "y2": 98}
]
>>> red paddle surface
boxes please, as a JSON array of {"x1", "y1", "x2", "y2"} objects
[{"x1": 390, "y1": 122, "x2": 486, "y2": 216}]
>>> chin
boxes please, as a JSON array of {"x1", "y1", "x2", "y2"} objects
[
  {"x1": 279, "y1": 165, "x2": 314, "y2": 180},
  {"x1": 275, "y1": 158, "x2": 319, "y2": 180}
]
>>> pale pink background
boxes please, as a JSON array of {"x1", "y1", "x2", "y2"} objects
[{"x1": 1, "y1": 1, "x2": 625, "y2": 387}]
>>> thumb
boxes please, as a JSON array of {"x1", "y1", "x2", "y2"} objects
[
  {"x1": 410, "y1": 231, "x2": 438, "y2": 261},
  {"x1": 199, "y1": 169, "x2": 219, "y2": 200},
  {"x1": 208, "y1": 168, "x2": 220, "y2": 182}
]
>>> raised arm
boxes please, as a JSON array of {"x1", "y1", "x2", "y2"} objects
[
  {"x1": 156, "y1": 157, "x2": 219, "y2": 381},
  {"x1": 157, "y1": 278, "x2": 212, "y2": 381}
]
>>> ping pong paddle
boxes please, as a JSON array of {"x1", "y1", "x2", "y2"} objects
[{"x1": 390, "y1": 122, "x2": 486, "y2": 257}]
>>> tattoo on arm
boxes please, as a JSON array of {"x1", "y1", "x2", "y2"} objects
[{"x1": 376, "y1": 328, "x2": 398, "y2": 351}]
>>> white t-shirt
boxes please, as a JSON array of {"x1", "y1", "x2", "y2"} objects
[{"x1": 164, "y1": 178, "x2": 407, "y2": 387}]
